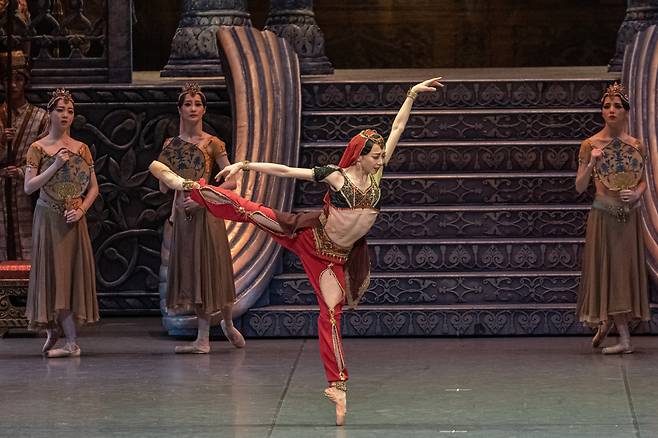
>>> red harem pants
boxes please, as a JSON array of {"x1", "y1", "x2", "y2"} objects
[{"x1": 190, "y1": 185, "x2": 349, "y2": 383}]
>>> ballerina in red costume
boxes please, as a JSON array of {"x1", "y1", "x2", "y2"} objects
[{"x1": 150, "y1": 76, "x2": 443, "y2": 426}]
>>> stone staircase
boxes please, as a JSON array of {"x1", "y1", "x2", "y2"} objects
[{"x1": 238, "y1": 73, "x2": 650, "y2": 337}]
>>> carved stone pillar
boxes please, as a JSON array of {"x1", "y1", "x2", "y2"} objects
[
  {"x1": 264, "y1": 0, "x2": 333, "y2": 75},
  {"x1": 161, "y1": 0, "x2": 251, "y2": 77},
  {"x1": 609, "y1": 0, "x2": 658, "y2": 71}
]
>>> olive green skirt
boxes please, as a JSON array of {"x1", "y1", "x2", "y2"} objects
[
  {"x1": 164, "y1": 205, "x2": 236, "y2": 314},
  {"x1": 25, "y1": 203, "x2": 99, "y2": 330},
  {"x1": 576, "y1": 202, "x2": 650, "y2": 325}
]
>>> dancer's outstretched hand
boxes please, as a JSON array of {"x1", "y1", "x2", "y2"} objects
[
  {"x1": 215, "y1": 162, "x2": 243, "y2": 181},
  {"x1": 411, "y1": 77, "x2": 443, "y2": 94}
]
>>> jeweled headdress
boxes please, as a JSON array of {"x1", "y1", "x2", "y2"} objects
[
  {"x1": 47, "y1": 88, "x2": 74, "y2": 108},
  {"x1": 359, "y1": 129, "x2": 385, "y2": 147},
  {"x1": 178, "y1": 81, "x2": 206, "y2": 101},
  {"x1": 601, "y1": 82, "x2": 629, "y2": 105}
]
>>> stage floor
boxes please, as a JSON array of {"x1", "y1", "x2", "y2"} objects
[{"x1": 1, "y1": 318, "x2": 657, "y2": 438}]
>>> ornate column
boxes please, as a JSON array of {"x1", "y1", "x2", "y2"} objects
[
  {"x1": 264, "y1": 0, "x2": 333, "y2": 75},
  {"x1": 608, "y1": 0, "x2": 658, "y2": 71},
  {"x1": 161, "y1": 0, "x2": 251, "y2": 77}
]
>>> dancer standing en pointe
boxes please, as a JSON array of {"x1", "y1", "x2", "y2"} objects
[{"x1": 150, "y1": 77, "x2": 443, "y2": 425}]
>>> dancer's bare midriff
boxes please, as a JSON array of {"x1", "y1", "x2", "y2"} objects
[{"x1": 323, "y1": 205, "x2": 378, "y2": 248}]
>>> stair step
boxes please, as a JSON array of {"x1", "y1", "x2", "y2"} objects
[
  {"x1": 241, "y1": 304, "x2": 658, "y2": 337},
  {"x1": 294, "y1": 172, "x2": 591, "y2": 206},
  {"x1": 281, "y1": 238, "x2": 584, "y2": 273},
  {"x1": 301, "y1": 140, "x2": 582, "y2": 172},
  {"x1": 270, "y1": 271, "x2": 580, "y2": 306},
  {"x1": 301, "y1": 108, "x2": 602, "y2": 142},
  {"x1": 301, "y1": 78, "x2": 610, "y2": 110},
  {"x1": 292, "y1": 205, "x2": 589, "y2": 238}
]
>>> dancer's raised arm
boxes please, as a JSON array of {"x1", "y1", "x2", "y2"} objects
[{"x1": 384, "y1": 77, "x2": 443, "y2": 165}]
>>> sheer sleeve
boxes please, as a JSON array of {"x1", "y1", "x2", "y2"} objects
[
  {"x1": 25, "y1": 143, "x2": 42, "y2": 170},
  {"x1": 312, "y1": 164, "x2": 341, "y2": 183},
  {"x1": 209, "y1": 136, "x2": 227, "y2": 159},
  {"x1": 578, "y1": 140, "x2": 592, "y2": 166},
  {"x1": 80, "y1": 143, "x2": 95, "y2": 172}
]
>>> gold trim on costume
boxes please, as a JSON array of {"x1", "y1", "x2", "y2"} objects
[
  {"x1": 197, "y1": 187, "x2": 289, "y2": 237},
  {"x1": 358, "y1": 129, "x2": 385, "y2": 147},
  {"x1": 36, "y1": 197, "x2": 82, "y2": 214},
  {"x1": 328, "y1": 307, "x2": 346, "y2": 381},
  {"x1": 312, "y1": 225, "x2": 351, "y2": 262},
  {"x1": 332, "y1": 381, "x2": 347, "y2": 391},
  {"x1": 591, "y1": 199, "x2": 640, "y2": 223}
]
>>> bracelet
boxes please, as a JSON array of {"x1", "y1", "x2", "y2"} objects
[
  {"x1": 242, "y1": 160, "x2": 250, "y2": 171},
  {"x1": 406, "y1": 88, "x2": 418, "y2": 101},
  {"x1": 77, "y1": 206, "x2": 86, "y2": 215},
  {"x1": 182, "y1": 179, "x2": 196, "y2": 190}
]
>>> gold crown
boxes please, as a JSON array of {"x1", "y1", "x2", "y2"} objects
[
  {"x1": 359, "y1": 129, "x2": 385, "y2": 146},
  {"x1": 47, "y1": 88, "x2": 74, "y2": 108},
  {"x1": 602, "y1": 82, "x2": 629, "y2": 103},
  {"x1": 0, "y1": 51, "x2": 28, "y2": 70},
  {"x1": 179, "y1": 81, "x2": 205, "y2": 100}
]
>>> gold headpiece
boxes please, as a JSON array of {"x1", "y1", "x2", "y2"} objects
[
  {"x1": 47, "y1": 88, "x2": 74, "y2": 109},
  {"x1": 359, "y1": 129, "x2": 385, "y2": 146},
  {"x1": 178, "y1": 82, "x2": 205, "y2": 101},
  {"x1": 601, "y1": 82, "x2": 629, "y2": 104},
  {"x1": 0, "y1": 50, "x2": 30, "y2": 78}
]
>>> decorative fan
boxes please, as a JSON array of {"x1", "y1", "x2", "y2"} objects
[
  {"x1": 158, "y1": 137, "x2": 206, "y2": 181},
  {"x1": 42, "y1": 151, "x2": 91, "y2": 210},
  {"x1": 594, "y1": 138, "x2": 644, "y2": 191}
]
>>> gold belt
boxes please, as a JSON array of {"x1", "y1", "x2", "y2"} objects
[
  {"x1": 37, "y1": 197, "x2": 82, "y2": 214},
  {"x1": 312, "y1": 224, "x2": 352, "y2": 261},
  {"x1": 591, "y1": 199, "x2": 639, "y2": 223}
]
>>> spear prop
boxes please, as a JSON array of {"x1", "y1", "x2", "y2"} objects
[{"x1": 3, "y1": 0, "x2": 18, "y2": 260}]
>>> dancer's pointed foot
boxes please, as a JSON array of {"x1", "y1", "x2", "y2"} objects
[
  {"x1": 602, "y1": 342, "x2": 633, "y2": 355},
  {"x1": 42, "y1": 328, "x2": 61, "y2": 353},
  {"x1": 46, "y1": 343, "x2": 80, "y2": 358},
  {"x1": 174, "y1": 341, "x2": 210, "y2": 354},
  {"x1": 324, "y1": 381, "x2": 347, "y2": 426},
  {"x1": 221, "y1": 320, "x2": 246, "y2": 349},
  {"x1": 592, "y1": 321, "x2": 613, "y2": 348}
]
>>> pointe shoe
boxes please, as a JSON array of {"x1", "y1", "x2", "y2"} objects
[
  {"x1": 323, "y1": 384, "x2": 347, "y2": 426},
  {"x1": 221, "y1": 320, "x2": 246, "y2": 349},
  {"x1": 46, "y1": 343, "x2": 81, "y2": 358},
  {"x1": 174, "y1": 341, "x2": 210, "y2": 354},
  {"x1": 592, "y1": 322, "x2": 613, "y2": 348},
  {"x1": 602, "y1": 343, "x2": 633, "y2": 355},
  {"x1": 42, "y1": 328, "x2": 61, "y2": 353}
]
